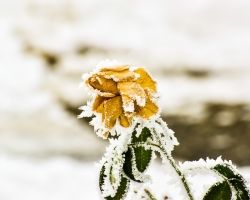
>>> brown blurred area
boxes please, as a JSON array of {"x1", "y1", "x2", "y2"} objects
[{"x1": 1, "y1": 0, "x2": 250, "y2": 166}]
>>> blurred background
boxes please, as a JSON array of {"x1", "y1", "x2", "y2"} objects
[{"x1": 0, "y1": 0, "x2": 250, "y2": 199}]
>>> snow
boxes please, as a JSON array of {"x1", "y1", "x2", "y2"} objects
[
  {"x1": 0, "y1": 156, "x2": 248, "y2": 200},
  {"x1": 0, "y1": 156, "x2": 99, "y2": 200},
  {"x1": 180, "y1": 157, "x2": 235, "y2": 172},
  {"x1": 99, "y1": 131, "x2": 132, "y2": 197}
]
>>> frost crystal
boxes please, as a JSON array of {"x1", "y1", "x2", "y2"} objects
[
  {"x1": 135, "y1": 117, "x2": 179, "y2": 154},
  {"x1": 99, "y1": 131, "x2": 132, "y2": 197},
  {"x1": 129, "y1": 146, "x2": 152, "y2": 182},
  {"x1": 180, "y1": 157, "x2": 235, "y2": 173}
]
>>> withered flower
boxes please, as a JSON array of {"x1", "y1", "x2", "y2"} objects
[{"x1": 85, "y1": 65, "x2": 158, "y2": 137}]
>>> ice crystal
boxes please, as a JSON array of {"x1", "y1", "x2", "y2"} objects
[
  {"x1": 99, "y1": 131, "x2": 132, "y2": 197},
  {"x1": 180, "y1": 157, "x2": 235, "y2": 173}
]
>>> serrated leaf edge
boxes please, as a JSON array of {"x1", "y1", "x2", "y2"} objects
[
  {"x1": 212, "y1": 164, "x2": 250, "y2": 200},
  {"x1": 203, "y1": 180, "x2": 232, "y2": 200}
]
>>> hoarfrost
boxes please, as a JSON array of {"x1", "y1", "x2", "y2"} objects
[
  {"x1": 131, "y1": 116, "x2": 179, "y2": 155},
  {"x1": 78, "y1": 101, "x2": 93, "y2": 118},
  {"x1": 99, "y1": 130, "x2": 132, "y2": 197},
  {"x1": 122, "y1": 100, "x2": 134, "y2": 113},
  {"x1": 180, "y1": 157, "x2": 235, "y2": 173},
  {"x1": 129, "y1": 147, "x2": 152, "y2": 182}
]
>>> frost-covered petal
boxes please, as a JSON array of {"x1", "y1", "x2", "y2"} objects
[
  {"x1": 103, "y1": 96, "x2": 123, "y2": 129},
  {"x1": 135, "y1": 68, "x2": 157, "y2": 92},
  {"x1": 92, "y1": 95, "x2": 108, "y2": 113},
  {"x1": 135, "y1": 98, "x2": 159, "y2": 119},
  {"x1": 119, "y1": 114, "x2": 132, "y2": 127},
  {"x1": 100, "y1": 65, "x2": 129, "y2": 72},
  {"x1": 121, "y1": 95, "x2": 134, "y2": 112},
  {"x1": 98, "y1": 68, "x2": 137, "y2": 82},
  {"x1": 118, "y1": 81, "x2": 146, "y2": 107},
  {"x1": 87, "y1": 75, "x2": 118, "y2": 97}
]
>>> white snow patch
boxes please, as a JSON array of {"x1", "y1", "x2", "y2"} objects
[{"x1": 0, "y1": 155, "x2": 249, "y2": 200}]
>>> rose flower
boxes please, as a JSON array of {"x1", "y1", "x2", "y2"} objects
[{"x1": 85, "y1": 65, "x2": 158, "y2": 138}]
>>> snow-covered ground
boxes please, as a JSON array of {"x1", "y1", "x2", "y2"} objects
[
  {"x1": 0, "y1": 156, "x2": 249, "y2": 200},
  {"x1": 0, "y1": 156, "x2": 98, "y2": 200}
]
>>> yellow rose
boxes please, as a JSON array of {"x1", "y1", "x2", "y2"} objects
[{"x1": 85, "y1": 65, "x2": 158, "y2": 134}]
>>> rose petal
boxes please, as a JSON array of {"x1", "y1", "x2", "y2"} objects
[
  {"x1": 135, "y1": 98, "x2": 158, "y2": 119},
  {"x1": 119, "y1": 114, "x2": 131, "y2": 127},
  {"x1": 100, "y1": 65, "x2": 129, "y2": 72},
  {"x1": 103, "y1": 96, "x2": 123, "y2": 129},
  {"x1": 135, "y1": 68, "x2": 157, "y2": 92},
  {"x1": 92, "y1": 95, "x2": 107, "y2": 113},
  {"x1": 102, "y1": 131, "x2": 109, "y2": 139},
  {"x1": 120, "y1": 95, "x2": 134, "y2": 112},
  {"x1": 98, "y1": 69, "x2": 136, "y2": 82},
  {"x1": 118, "y1": 82, "x2": 146, "y2": 107},
  {"x1": 87, "y1": 75, "x2": 118, "y2": 96}
]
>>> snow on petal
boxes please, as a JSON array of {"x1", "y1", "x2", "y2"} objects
[
  {"x1": 100, "y1": 65, "x2": 129, "y2": 72},
  {"x1": 118, "y1": 81, "x2": 146, "y2": 107},
  {"x1": 98, "y1": 68, "x2": 137, "y2": 82},
  {"x1": 121, "y1": 95, "x2": 134, "y2": 112},
  {"x1": 135, "y1": 98, "x2": 159, "y2": 119},
  {"x1": 87, "y1": 75, "x2": 118, "y2": 97}
]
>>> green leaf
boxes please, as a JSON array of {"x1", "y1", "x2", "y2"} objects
[
  {"x1": 105, "y1": 176, "x2": 130, "y2": 200},
  {"x1": 131, "y1": 127, "x2": 152, "y2": 143},
  {"x1": 203, "y1": 181, "x2": 232, "y2": 200},
  {"x1": 99, "y1": 165, "x2": 130, "y2": 200},
  {"x1": 99, "y1": 164, "x2": 106, "y2": 192},
  {"x1": 132, "y1": 127, "x2": 152, "y2": 173},
  {"x1": 213, "y1": 164, "x2": 250, "y2": 200},
  {"x1": 134, "y1": 146, "x2": 152, "y2": 172},
  {"x1": 123, "y1": 147, "x2": 138, "y2": 182},
  {"x1": 123, "y1": 127, "x2": 153, "y2": 182}
]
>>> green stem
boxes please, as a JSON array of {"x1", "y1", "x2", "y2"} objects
[
  {"x1": 150, "y1": 143, "x2": 194, "y2": 200},
  {"x1": 161, "y1": 148, "x2": 194, "y2": 200},
  {"x1": 144, "y1": 189, "x2": 157, "y2": 200}
]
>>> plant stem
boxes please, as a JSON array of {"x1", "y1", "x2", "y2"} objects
[
  {"x1": 144, "y1": 189, "x2": 157, "y2": 200},
  {"x1": 150, "y1": 143, "x2": 194, "y2": 200},
  {"x1": 161, "y1": 148, "x2": 194, "y2": 200}
]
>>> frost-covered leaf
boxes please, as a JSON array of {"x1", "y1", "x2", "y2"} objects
[
  {"x1": 132, "y1": 127, "x2": 152, "y2": 172},
  {"x1": 100, "y1": 165, "x2": 130, "y2": 200},
  {"x1": 133, "y1": 146, "x2": 152, "y2": 172},
  {"x1": 123, "y1": 147, "x2": 138, "y2": 182},
  {"x1": 99, "y1": 131, "x2": 132, "y2": 197},
  {"x1": 151, "y1": 118, "x2": 179, "y2": 154},
  {"x1": 213, "y1": 164, "x2": 250, "y2": 200},
  {"x1": 131, "y1": 127, "x2": 151, "y2": 143},
  {"x1": 123, "y1": 127, "x2": 152, "y2": 182},
  {"x1": 99, "y1": 164, "x2": 106, "y2": 192},
  {"x1": 105, "y1": 175, "x2": 130, "y2": 200},
  {"x1": 203, "y1": 181, "x2": 232, "y2": 200}
]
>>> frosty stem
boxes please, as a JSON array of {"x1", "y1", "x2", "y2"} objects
[
  {"x1": 144, "y1": 189, "x2": 157, "y2": 200},
  {"x1": 161, "y1": 148, "x2": 194, "y2": 200},
  {"x1": 150, "y1": 142, "x2": 194, "y2": 200}
]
